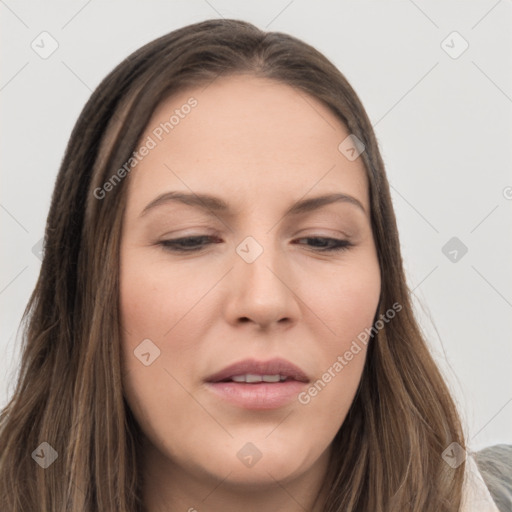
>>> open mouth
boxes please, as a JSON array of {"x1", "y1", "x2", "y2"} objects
[
  {"x1": 218, "y1": 374, "x2": 293, "y2": 383},
  {"x1": 205, "y1": 359, "x2": 309, "y2": 409},
  {"x1": 205, "y1": 357, "x2": 310, "y2": 384}
]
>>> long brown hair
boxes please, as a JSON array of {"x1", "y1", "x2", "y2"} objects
[{"x1": 0, "y1": 18, "x2": 466, "y2": 511}]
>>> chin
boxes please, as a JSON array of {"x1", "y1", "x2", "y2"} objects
[
  {"x1": 214, "y1": 460, "x2": 304, "y2": 488},
  {"x1": 191, "y1": 444, "x2": 311, "y2": 487}
]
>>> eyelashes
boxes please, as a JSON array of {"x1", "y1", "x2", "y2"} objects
[
  {"x1": 159, "y1": 235, "x2": 219, "y2": 252},
  {"x1": 158, "y1": 235, "x2": 353, "y2": 253}
]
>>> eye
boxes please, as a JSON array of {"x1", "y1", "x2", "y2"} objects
[
  {"x1": 159, "y1": 235, "x2": 219, "y2": 252},
  {"x1": 158, "y1": 235, "x2": 352, "y2": 253},
  {"x1": 293, "y1": 236, "x2": 353, "y2": 252}
]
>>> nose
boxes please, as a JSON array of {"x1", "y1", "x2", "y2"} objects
[{"x1": 223, "y1": 237, "x2": 300, "y2": 329}]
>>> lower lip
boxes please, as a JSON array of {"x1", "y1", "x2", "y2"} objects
[{"x1": 205, "y1": 380, "x2": 307, "y2": 410}]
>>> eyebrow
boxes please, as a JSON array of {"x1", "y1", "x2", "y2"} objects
[{"x1": 139, "y1": 191, "x2": 366, "y2": 218}]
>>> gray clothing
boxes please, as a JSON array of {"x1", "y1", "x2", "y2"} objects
[{"x1": 474, "y1": 444, "x2": 512, "y2": 512}]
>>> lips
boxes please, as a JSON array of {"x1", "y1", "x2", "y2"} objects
[
  {"x1": 205, "y1": 358, "x2": 310, "y2": 384},
  {"x1": 204, "y1": 358, "x2": 310, "y2": 410}
]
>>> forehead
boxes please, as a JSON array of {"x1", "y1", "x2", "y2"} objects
[{"x1": 125, "y1": 74, "x2": 369, "y2": 216}]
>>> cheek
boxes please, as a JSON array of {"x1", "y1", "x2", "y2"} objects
[
  {"x1": 118, "y1": 254, "x2": 198, "y2": 450},
  {"x1": 119, "y1": 250, "x2": 205, "y2": 340},
  {"x1": 298, "y1": 256, "x2": 380, "y2": 399},
  {"x1": 118, "y1": 249, "x2": 212, "y2": 405},
  {"x1": 306, "y1": 257, "x2": 381, "y2": 345}
]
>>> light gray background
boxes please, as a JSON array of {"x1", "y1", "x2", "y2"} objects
[{"x1": 1, "y1": 0, "x2": 511, "y2": 452}]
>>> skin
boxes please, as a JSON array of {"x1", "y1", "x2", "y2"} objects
[{"x1": 119, "y1": 74, "x2": 381, "y2": 512}]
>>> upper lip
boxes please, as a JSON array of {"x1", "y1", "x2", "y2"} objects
[{"x1": 205, "y1": 358, "x2": 310, "y2": 383}]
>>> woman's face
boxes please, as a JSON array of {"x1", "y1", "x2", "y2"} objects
[{"x1": 119, "y1": 74, "x2": 381, "y2": 494}]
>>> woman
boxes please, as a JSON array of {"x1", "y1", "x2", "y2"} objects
[{"x1": 0, "y1": 18, "x2": 506, "y2": 511}]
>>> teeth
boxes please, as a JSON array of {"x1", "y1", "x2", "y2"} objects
[
  {"x1": 230, "y1": 374, "x2": 287, "y2": 383},
  {"x1": 262, "y1": 375, "x2": 281, "y2": 383},
  {"x1": 231, "y1": 375, "x2": 248, "y2": 382}
]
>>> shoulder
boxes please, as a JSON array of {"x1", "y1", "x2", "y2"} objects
[{"x1": 472, "y1": 444, "x2": 512, "y2": 512}]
